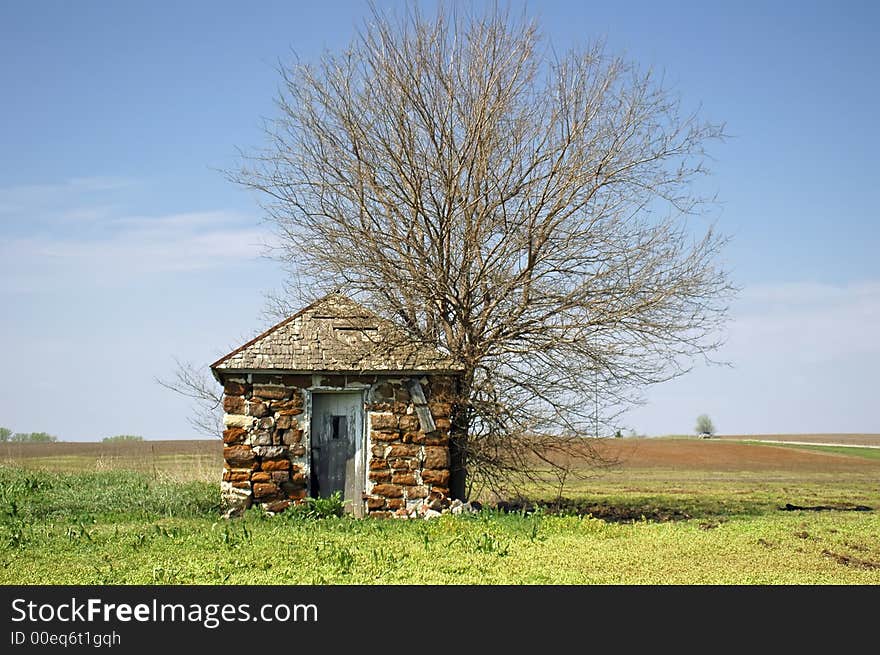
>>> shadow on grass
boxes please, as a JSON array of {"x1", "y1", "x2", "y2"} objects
[{"x1": 491, "y1": 494, "x2": 787, "y2": 523}]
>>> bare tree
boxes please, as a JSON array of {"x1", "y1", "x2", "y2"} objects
[
  {"x1": 156, "y1": 359, "x2": 223, "y2": 438},
  {"x1": 229, "y1": 4, "x2": 734, "y2": 498}
]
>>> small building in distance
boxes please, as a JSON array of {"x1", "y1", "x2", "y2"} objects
[{"x1": 211, "y1": 294, "x2": 463, "y2": 517}]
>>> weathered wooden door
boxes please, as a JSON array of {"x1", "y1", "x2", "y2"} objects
[{"x1": 309, "y1": 392, "x2": 364, "y2": 516}]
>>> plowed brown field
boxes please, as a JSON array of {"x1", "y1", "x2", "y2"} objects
[
  {"x1": 582, "y1": 438, "x2": 880, "y2": 473},
  {"x1": 3, "y1": 437, "x2": 879, "y2": 480}
]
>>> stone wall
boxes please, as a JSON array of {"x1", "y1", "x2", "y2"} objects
[
  {"x1": 364, "y1": 376, "x2": 455, "y2": 518},
  {"x1": 219, "y1": 373, "x2": 456, "y2": 518}
]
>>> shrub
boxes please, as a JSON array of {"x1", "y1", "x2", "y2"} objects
[
  {"x1": 285, "y1": 492, "x2": 345, "y2": 519},
  {"x1": 695, "y1": 414, "x2": 715, "y2": 437},
  {"x1": 102, "y1": 435, "x2": 144, "y2": 443},
  {"x1": 10, "y1": 432, "x2": 57, "y2": 443}
]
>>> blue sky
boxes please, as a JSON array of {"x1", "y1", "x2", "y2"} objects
[{"x1": 1, "y1": 1, "x2": 878, "y2": 440}]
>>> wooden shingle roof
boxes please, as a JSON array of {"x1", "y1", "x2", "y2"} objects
[{"x1": 211, "y1": 294, "x2": 462, "y2": 374}]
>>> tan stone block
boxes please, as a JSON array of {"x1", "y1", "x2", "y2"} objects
[
  {"x1": 282, "y1": 429, "x2": 303, "y2": 445},
  {"x1": 223, "y1": 445, "x2": 255, "y2": 468},
  {"x1": 370, "y1": 484, "x2": 403, "y2": 498},
  {"x1": 224, "y1": 414, "x2": 255, "y2": 429},
  {"x1": 272, "y1": 395, "x2": 303, "y2": 415},
  {"x1": 223, "y1": 427, "x2": 246, "y2": 444},
  {"x1": 391, "y1": 472, "x2": 416, "y2": 485},
  {"x1": 252, "y1": 385, "x2": 290, "y2": 401},
  {"x1": 388, "y1": 443, "x2": 419, "y2": 458},
  {"x1": 402, "y1": 431, "x2": 421, "y2": 443},
  {"x1": 250, "y1": 430, "x2": 272, "y2": 446},
  {"x1": 228, "y1": 470, "x2": 250, "y2": 482},
  {"x1": 423, "y1": 446, "x2": 449, "y2": 469},
  {"x1": 429, "y1": 401, "x2": 453, "y2": 418},
  {"x1": 366, "y1": 497, "x2": 386, "y2": 510},
  {"x1": 253, "y1": 445, "x2": 287, "y2": 458},
  {"x1": 224, "y1": 470, "x2": 253, "y2": 483},
  {"x1": 248, "y1": 401, "x2": 269, "y2": 418},
  {"x1": 406, "y1": 485, "x2": 429, "y2": 499},
  {"x1": 370, "y1": 430, "x2": 399, "y2": 443},
  {"x1": 251, "y1": 472, "x2": 271, "y2": 483},
  {"x1": 368, "y1": 470, "x2": 391, "y2": 483},
  {"x1": 370, "y1": 413, "x2": 398, "y2": 431},
  {"x1": 260, "y1": 458, "x2": 290, "y2": 472},
  {"x1": 413, "y1": 431, "x2": 448, "y2": 446},
  {"x1": 399, "y1": 415, "x2": 420, "y2": 431},
  {"x1": 223, "y1": 396, "x2": 246, "y2": 414},
  {"x1": 386, "y1": 498, "x2": 404, "y2": 510},
  {"x1": 434, "y1": 418, "x2": 452, "y2": 430},
  {"x1": 224, "y1": 381, "x2": 248, "y2": 396},
  {"x1": 270, "y1": 471, "x2": 290, "y2": 483},
  {"x1": 275, "y1": 415, "x2": 296, "y2": 430},
  {"x1": 421, "y1": 469, "x2": 450, "y2": 486},
  {"x1": 253, "y1": 482, "x2": 282, "y2": 501}
]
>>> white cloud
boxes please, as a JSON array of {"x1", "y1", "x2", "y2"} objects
[
  {"x1": 728, "y1": 280, "x2": 880, "y2": 363},
  {"x1": 626, "y1": 279, "x2": 880, "y2": 434},
  {"x1": 2, "y1": 213, "x2": 265, "y2": 291},
  {"x1": 739, "y1": 280, "x2": 880, "y2": 307},
  {"x1": 0, "y1": 177, "x2": 135, "y2": 218},
  {"x1": 0, "y1": 176, "x2": 269, "y2": 291}
]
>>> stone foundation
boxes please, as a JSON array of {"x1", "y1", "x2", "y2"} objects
[{"x1": 219, "y1": 373, "x2": 456, "y2": 517}]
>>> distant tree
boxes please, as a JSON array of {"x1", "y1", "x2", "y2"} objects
[
  {"x1": 102, "y1": 435, "x2": 144, "y2": 443},
  {"x1": 695, "y1": 414, "x2": 715, "y2": 437},
  {"x1": 10, "y1": 432, "x2": 58, "y2": 443},
  {"x1": 0, "y1": 427, "x2": 11, "y2": 442}
]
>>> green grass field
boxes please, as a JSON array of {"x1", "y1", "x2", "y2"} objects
[
  {"x1": 0, "y1": 440, "x2": 221, "y2": 481},
  {"x1": 2, "y1": 442, "x2": 878, "y2": 584},
  {"x1": 744, "y1": 442, "x2": 880, "y2": 461}
]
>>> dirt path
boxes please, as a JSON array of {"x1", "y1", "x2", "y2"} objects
[
  {"x1": 716, "y1": 433, "x2": 880, "y2": 447},
  {"x1": 729, "y1": 439, "x2": 880, "y2": 449}
]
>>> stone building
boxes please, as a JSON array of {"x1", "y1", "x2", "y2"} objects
[{"x1": 211, "y1": 294, "x2": 463, "y2": 518}]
